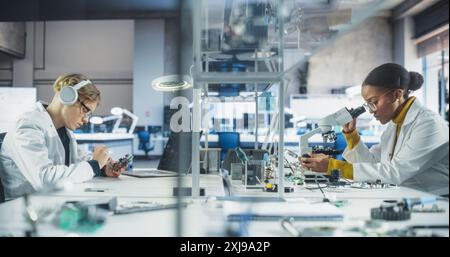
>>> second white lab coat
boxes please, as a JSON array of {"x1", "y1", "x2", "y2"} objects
[
  {"x1": 343, "y1": 99, "x2": 449, "y2": 195},
  {"x1": 0, "y1": 102, "x2": 95, "y2": 199}
]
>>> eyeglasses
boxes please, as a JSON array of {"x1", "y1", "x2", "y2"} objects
[
  {"x1": 78, "y1": 100, "x2": 93, "y2": 119},
  {"x1": 363, "y1": 89, "x2": 395, "y2": 112}
]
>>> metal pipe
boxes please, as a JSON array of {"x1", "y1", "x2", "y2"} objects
[
  {"x1": 192, "y1": 87, "x2": 201, "y2": 198},
  {"x1": 277, "y1": 0, "x2": 285, "y2": 199}
]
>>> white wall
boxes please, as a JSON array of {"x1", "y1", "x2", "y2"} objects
[
  {"x1": 133, "y1": 19, "x2": 165, "y2": 126},
  {"x1": 1, "y1": 19, "x2": 169, "y2": 124},
  {"x1": 393, "y1": 17, "x2": 425, "y2": 105},
  {"x1": 0, "y1": 87, "x2": 36, "y2": 133},
  {"x1": 1, "y1": 20, "x2": 135, "y2": 115},
  {"x1": 38, "y1": 20, "x2": 133, "y2": 77},
  {"x1": 307, "y1": 18, "x2": 393, "y2": 93},
  {"x1": 33, "y1": 20, "x2": 135, "y2": 115}
]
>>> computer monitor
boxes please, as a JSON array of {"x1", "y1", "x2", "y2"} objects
[
  {"x1": 134, "y1": 126, "x2": 146, "y2": 133},
  {"x1": 147, "y1": 126, "x2": 162, "y2": 134},
  {"x1": 123, "y1": 131, "x2": 203, "y2": 178},
  {"x1": 157, "y1": 131, "x2": 203, "y2": 173}
]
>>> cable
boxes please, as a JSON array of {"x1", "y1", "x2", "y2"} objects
[
  {"x1": 281, "y1": 218, "x2": 301, "y2": 237},
  {"x1": 315, "y1": 175, "x2": 330, "y2": 202},
  {"x1": 284, "y1": 157, "x2": 295, "y2": 174},
  {"x1": 304, "y1": 185, "x2": 329, "y2": 190}
]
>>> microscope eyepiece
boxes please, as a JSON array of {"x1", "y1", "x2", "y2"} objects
[{"x1": 349, "y1": 106, "x2": 366, "y2": 119}]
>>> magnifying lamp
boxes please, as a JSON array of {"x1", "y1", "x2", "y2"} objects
[
  {"x1": 89, "y1": 116, "x2": 104, "y2": 125},
  {"x1": 89, "y1": 115, "x2": 122, "y2": 133},
  {"x1": 89, "y1": 116, "x2": 104, "y2": 133},
  {"x1": 151, "y1": 74, "x2": 192, "y2": 92},
  {"x1": 110, "y1": 107, "x2": 138, "y2": 134}
]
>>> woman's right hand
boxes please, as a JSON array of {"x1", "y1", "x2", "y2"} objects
[
  {"x1": 343, "y1": 119, "x2": 357, "y2": 134},
  {"x1": 92, "y1": 145, "x2": 110, "y2": 168}
]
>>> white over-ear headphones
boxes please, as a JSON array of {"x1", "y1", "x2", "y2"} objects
[{"x1": 59, "y1": 80, "x2": 92, "y2": 105}]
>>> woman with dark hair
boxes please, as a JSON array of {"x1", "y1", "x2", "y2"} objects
[{"x1": 301, "y1": 63, "x2": 449, "y2": 195}]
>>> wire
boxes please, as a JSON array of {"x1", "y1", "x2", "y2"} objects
[
  {"x1": 315, "y1": 175, "x2": 329, "y2": 202},
  {"x1": 284, "y1": 157, "x2": 295, "y2": 174},
  {"x1": 281, "y1": 218, "x2": 301, "y2": 237},
  {"x1": 285, "y1": 149, "x2": 299, "y2": 158},
  {"x1": 304, "y1": 185, "x2": 329, "y2": 191}
]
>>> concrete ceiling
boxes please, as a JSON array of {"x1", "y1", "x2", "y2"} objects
[{"x1": 203, "y1": 0, "x2": 406, "y2": 52}]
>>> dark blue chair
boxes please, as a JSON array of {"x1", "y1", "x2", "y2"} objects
[
  {"x1": 218, "y1": 63, "x2": 245, "y2": 97},
  {"x1": 218, "y1": 132, "x2": 240, "y2": 161},
  {"x1": 137, "y1": 131, "x2": 154, "y2": 159},
  {"x1": 334, "y1": 132, "x2": 347, "y2": 160}
]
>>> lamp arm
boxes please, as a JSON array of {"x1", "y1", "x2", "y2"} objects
[
  {"x1": 102, "y1": 115, "x2": 122, "y2": 122},
  {"x1": 122, "y1": 109, "x2": 139, "y2": 134},
  {"x1": 112, "y1": 117, "x2": 123, "y2": 133}
]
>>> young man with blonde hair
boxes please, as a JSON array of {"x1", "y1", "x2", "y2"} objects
[{"x1": 0, "y1": 73, "x2": 126, "y2": 200}]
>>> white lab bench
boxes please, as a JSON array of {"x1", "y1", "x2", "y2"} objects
[
  {"x1": 74, "y1": 133, "x2": 134, "y2": 160},
  {"x1": 0, "y1": 173, "x2": 447, "y2": 237},
  {"x1": 0, "y1": 174, "x2": 225, "y2": 237}
]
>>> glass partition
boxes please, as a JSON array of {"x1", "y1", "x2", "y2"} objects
[{"x1": 189, "y1": 0, "x2": 388, "y2": 204}]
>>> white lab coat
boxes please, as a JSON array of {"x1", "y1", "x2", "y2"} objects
[
  {"x1": 0, "y1": 102, "x2": 95, "y2": 200},
  {"x1": 343, "y1": 99, "x2": 449, "y2": 195}
]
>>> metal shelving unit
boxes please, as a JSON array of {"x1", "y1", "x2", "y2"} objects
[
  {"x1": 191, "y1": 0, "x2": 287, "y2": 199},
  {"x1": 188, "y1": 0, "x2": 391, "y2": 199}
]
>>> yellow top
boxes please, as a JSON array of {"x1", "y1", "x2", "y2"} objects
[
  {"x1": 327, "y1": 158, "x2": 354, "y2": 179},
  {"x1": 392, "y1": 97, "x2": 416, "y2": 137},
  {"x1": 327, "y1": 96, "x2": 416, "y2": 180},
  {"x1": 343, "y1": 129, "x2": 360, "y2": 150}
]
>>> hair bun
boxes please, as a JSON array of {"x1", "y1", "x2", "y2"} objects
[{"x1": 408, "y1": 72, "x2": 424, "y2": 91}]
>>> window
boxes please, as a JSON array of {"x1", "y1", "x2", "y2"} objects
[{"x1": 421, "y1": 48, "x2": 449, "y2": 122}]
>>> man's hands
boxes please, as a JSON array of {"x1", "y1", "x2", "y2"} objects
[
  {"x1": 92, "y1": 145, "x2": 110, "y2": 168},
  {"x1": 103, "y1": 157, "x2": 127, "y2": 177},
  {"x1": 299, "y1": 153, "x2": 330, "y2": 173},
  {"x1": 92, "y1": 145, "x2": 128, "y2": 177}
]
